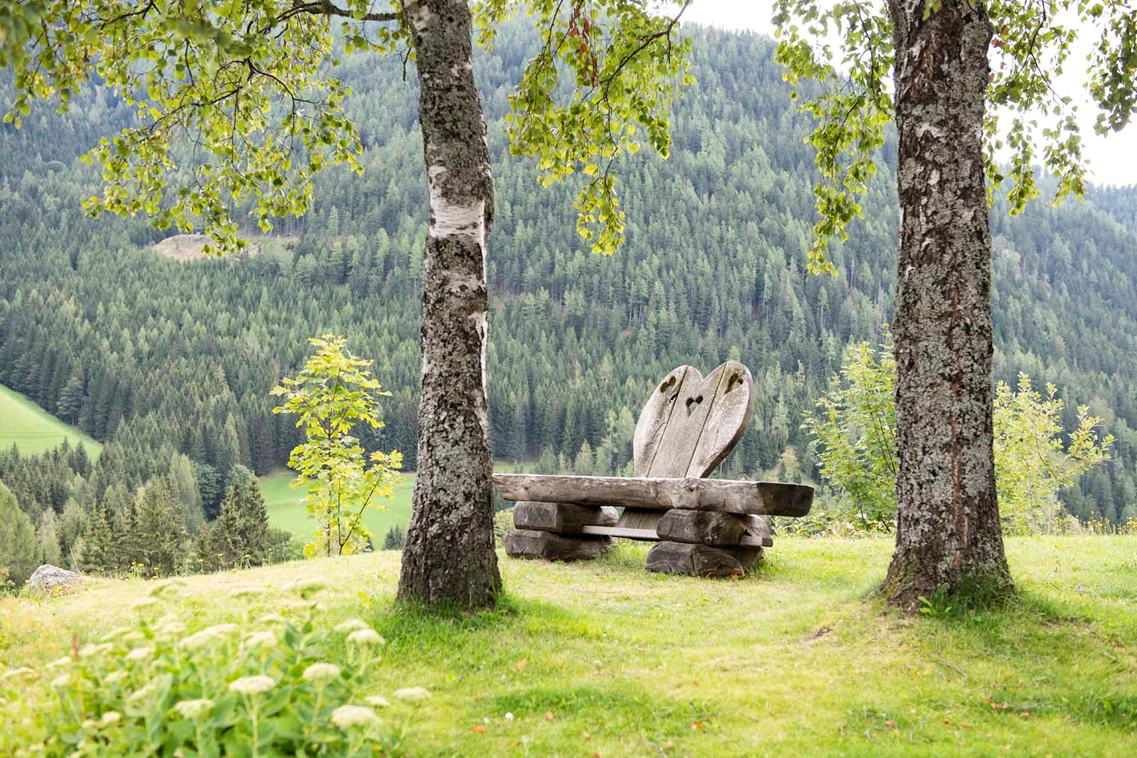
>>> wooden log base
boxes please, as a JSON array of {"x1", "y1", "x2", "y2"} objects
[
  {"x1": 513, "y1": 502, "x2": 619, "y2": 534},
  {"x1": 504, "y1": 529, "x2": 614, "y2": 562},
  {"x1": 655, "y1": 509, "x2": 746, "y2": 546},
  {"x1": 645, "y1": 542, "x2": 764, "y2": 578}
]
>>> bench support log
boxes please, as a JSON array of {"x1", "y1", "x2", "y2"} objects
[
  {"x1": 504, "y1": 529, "x2": 614, "y2": 561},
  {"x1": 513, "y1": 502, "x2": 619, "y2": 534},
  {"x1": 645, "y1": 542, "x2": 764, "y2": 578}
]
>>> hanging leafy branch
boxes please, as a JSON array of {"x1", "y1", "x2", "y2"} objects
[
  {"x1": 475, "y1": 0, "x2": 694, "y2": 254},
  {"x1": 0, "y1": 0, "x2": 691, "y2": 257},
  {"x1": 773, "y1": 0, "x2": 1137, "y2": 274},
  {"x1": 0, "y1": 0, "x2": 412, "y2": 254}
]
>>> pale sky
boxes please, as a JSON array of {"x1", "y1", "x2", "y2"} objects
[{"x1": 683, "y1": 0, "x2": 1137, "y2": 188}]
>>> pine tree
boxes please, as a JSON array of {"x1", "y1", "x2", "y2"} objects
[
  {"x1": 382, "y1": 525, "x2": 407, "y2": 551},
  {"x1": 129, "y1": 479, "x2": 186, "y2": 577},
  {"x1": 82, "y1": 505, "x2": 116, "y2": 573},
  {"x1": 0, "y1": 480, "x2": 36, "y2": 586}
]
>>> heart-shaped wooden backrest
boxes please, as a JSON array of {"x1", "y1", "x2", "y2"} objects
[{"x1": 632, "y1": 360, "x2": 753, "y2": 479}]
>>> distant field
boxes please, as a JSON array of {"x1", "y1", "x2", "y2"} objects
[
  {"x1": 263, "y1": 459, "x2": 535, "y2": 544},
  {"x1": 0, "y1": 384, "x2": 103, "y2": 458},
  {"x1": 261, "y1": 469, "x2": 416, "y2": 545}
]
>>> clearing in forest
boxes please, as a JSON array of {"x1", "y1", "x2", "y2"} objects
[{"x1": 0, "y1": 383, "x2": 102, "y2": 458}]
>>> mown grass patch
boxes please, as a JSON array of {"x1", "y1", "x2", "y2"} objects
[
  {"x1": 2, "y1": 536, "x2": 1134, "y2": 755},
  {"x1": 0, "y1": 383, "x2": 102, "y2": 458}
]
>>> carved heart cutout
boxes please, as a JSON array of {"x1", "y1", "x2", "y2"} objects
[{"x1": 632, "y1": 360, "x2": 753, "y2": 479}]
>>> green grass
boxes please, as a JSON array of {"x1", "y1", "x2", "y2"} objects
[
  {"x1": 0, "y1": 383, "x2": 102, "y2": 458},
  {"x1": 263, "y1": 460, "x2": 535, "y2": 543},
  {"x1": 3, "y1": 536, "x2": 1135, "y2": 755}
]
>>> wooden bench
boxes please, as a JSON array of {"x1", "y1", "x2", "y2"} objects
[{"x1": 496, "y1": 361, "x2": 814, "y2": 577}]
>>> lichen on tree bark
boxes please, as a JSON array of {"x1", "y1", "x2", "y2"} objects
[
  {"x1": 880, "y1": 0, "x2": 1013, "y2": 610},
  {"x1": 397, "y1": 0, "x2": 501, "y2": 609}
]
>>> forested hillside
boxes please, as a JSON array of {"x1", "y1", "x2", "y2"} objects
[{"x1": 1, "y1": 25, "x2": 1135, "y2": 527}]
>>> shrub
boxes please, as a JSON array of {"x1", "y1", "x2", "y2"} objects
[
  {"x1": 805, "y1": 334, "x2": 1114, "y2": 534},
  {"x1": 0, "y1": 581, "x2": 394, "y2": 755}
]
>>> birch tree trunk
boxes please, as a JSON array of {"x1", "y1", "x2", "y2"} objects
[
  {"x1": 397, "y1": 0, "x2": 501, "y2": 608},
  {"x1": 880, "y1": 0, "x2": 1014, "y2": 609}
]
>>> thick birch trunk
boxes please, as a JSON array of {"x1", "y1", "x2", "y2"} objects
[
  {"x1": 881, "y1": 0, "x2": 1013, "y2": 609},
  {"x1": 397, "y1": 0, "x2": 501, "y2": 608}
]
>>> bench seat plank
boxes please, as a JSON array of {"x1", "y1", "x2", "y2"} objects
[{"x1": 493, "y1": 474, "x2": 813, "y2": 517}]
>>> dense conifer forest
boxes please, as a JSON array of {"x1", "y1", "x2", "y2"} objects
[{"x1": 1, "y1": 26, "x2": 1136, "y2": 554}]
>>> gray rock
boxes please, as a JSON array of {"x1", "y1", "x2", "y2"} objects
[{"x1": 27, "y1": 564, "x2": 83, "y2": 591}]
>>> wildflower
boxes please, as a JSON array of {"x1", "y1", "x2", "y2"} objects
[
  {"x1": 181, "y1": 623, "x2": 239, "y2": 650},
  {"x1": 174, "y1": 699, "x2": 214, "y2": 719},
  {"x1": 0, "y1": 667, "x2": 35, "y2": 682},
  {"x1": 131, "y1": 598, "x2": 160, "y2": 612},
  {"x1": 331, "y1": 705, "x2": 380, "y2": 730},
  {"x1": 334, "y1": 619, "x2": 370, "y2": 634},
  {"x1": 125, "y1": 646, "x2": 154, "y2": 662},
  {"x1": 393, "y1": 686, "x2": 431, "y2": 701},
  {"x1": 228, "y1": 675, "x2": 275, "y2": 695},
  {"x1": 128, "y1": 683, "x2": 157, "y2": 702},
  {"x1": 50, "y1": 674, "x2": 71, "y2": 688},
  {"x1": 149, "y1": 579, "x2": 186, "y2": 597},
  {"x1": 288, "y1": 578, "x2": 326, "y2": 597},
  {"x1": 346, "y1": 629, "x2": 385, "y2": 647},
  {"x1": 100, "y1": 711, "x2": 121, "y2": 725},
  {"x1": 230, "y1": 587, "x2": 263, "y2": 599},
  {"x1": 104, "y1": 671, "x2": 128, "y2": 685},
  {"x1": 365, "y1": 695, "x2": 391, "y2": 708},
  {"x1": 79, "y1": 643, "x2": 113, "y2": 658},
  {"x1": 256, "y1": 613, "x2": 288, "y2": 625},
  {"x1": 154, "y1": 617, "x2": 187, "y2": 636},
  {"x1": 243, "y1": 631, "x2": 277, "y2": 650},
  {"x1": 302, "y1": 663, "x2": 342, "y2": 682},
  {"x1": 47, "y1": 657, "x2": 72, "y2": 669}
]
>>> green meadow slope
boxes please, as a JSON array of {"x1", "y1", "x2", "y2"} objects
[
  {"x1": 0, "y1": 383, "x2": 102, "y2": 458},
  {"x1": 261, "y1": 468, "x2": 416, "y2": 544},
  {"x1": 3, "y1": 537, "x2": 1134, "y2": 756}
]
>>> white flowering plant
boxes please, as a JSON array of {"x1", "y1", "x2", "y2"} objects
[{"x1": 0, "y1": 581, "x2": 393, "y2": 756}]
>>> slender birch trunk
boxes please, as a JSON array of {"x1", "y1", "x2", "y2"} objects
[
  {"x1": 881, "y1": 0, "x2": 1014, "y2": 609},
  {"x1": 397, "y1": 0, "x2": 501, "y2": 608}
]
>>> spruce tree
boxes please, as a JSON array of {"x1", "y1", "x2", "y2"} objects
[{"x1": 0, "y1": 480, "x2": 36, "y2": 587}]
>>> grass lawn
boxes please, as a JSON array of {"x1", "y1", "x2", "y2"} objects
[
  {"x1": 0, "y1": 383, "x2": 102, "y2": 458},
  {"x1": 3, "y1": 536, "x2": 1134, "y2": 755},
  {"x1": 263, "y1": 460, "x2": 535, "y2": 543}
]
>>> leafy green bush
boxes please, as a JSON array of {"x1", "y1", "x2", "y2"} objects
[
  {"x1": 0, "y1": 580, "x2": 395, "y2": 756},
  {"x1": 804, "y1": 334, "x2": 1114, "y2": 535}
]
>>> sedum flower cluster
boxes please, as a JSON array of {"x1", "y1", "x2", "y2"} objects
[{"x1": 0, "y1": 580, "x2": 391, "y2": 756}]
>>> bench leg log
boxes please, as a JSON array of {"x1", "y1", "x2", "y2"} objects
[
  {"x1": 505, "y1": 529, "x2": 614, "y2": 561},
  {"x1": 645, "y1": 542, "x2": 763, "y2": 578},
  {"x1": 513, "y1": 502, "x2": 619, "y2": 533}
]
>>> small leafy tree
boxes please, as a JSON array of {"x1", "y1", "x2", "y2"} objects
[
  {"x1": 272, "y1": 336, "x2": 402, "y2": 558},
  {"x1": 994, "y1": 376, "x2": 1115, "y2": 534},
  {"x1": 806, "y1": 338, "x2": 1114, "y2": 534},
  {"x1": 803, "y1": 335, "x2": 898, "y2": 531}
]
